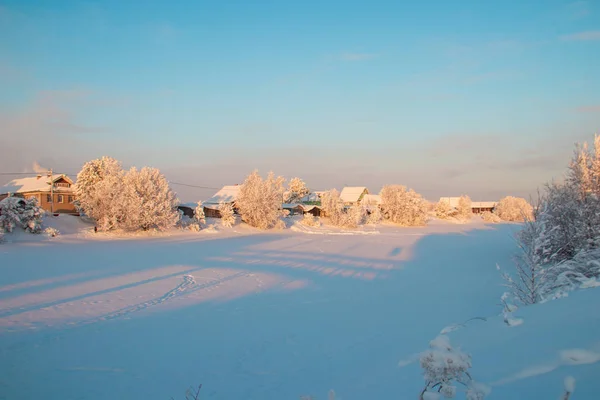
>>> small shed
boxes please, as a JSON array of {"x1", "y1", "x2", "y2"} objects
[
  {"x1": 177, "y1": 202, "x2": 197, "y2": 218},
  {"x1": 471, "y1": 201, "x2": 497, "y2": 214},
  {"x1": 282, "y1": 203, "x2": 304, "y2": 216},
  {"x1": 302, "y1": 204, "x2": 321, "y2": 217},
  {"x1": 203, "y1": 185, "x2": 241, "y2": 218}
]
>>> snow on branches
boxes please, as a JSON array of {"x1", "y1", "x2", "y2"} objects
[
  {"x1": 380, "y1": 185, "x2": 428, "y2": 226},
  {"x1": 219, "y1": 201, "x2": 235, "y2": 228},
  {"x1": 236, "y1": 170, "x2": 285, "y2": 229},
  {"x1": 75, "y1": 157, "x2": 179, "y2": 232},
  {"x1": 419, "y1": 335, "x2": 489, "y2": 399},
  {"x1": 495, "y1": 196, "x2": 533, "y2": 222},
  {"x1": 0, "y1": 197, "x2": 43, "y2": 234},
  {"x1": 285, "y1": 177, "x2": 309, "y2": 204}
]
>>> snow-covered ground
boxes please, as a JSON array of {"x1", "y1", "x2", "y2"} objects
[{"x1": 0, "y1": 216, "x2": 598, "y2": 399}]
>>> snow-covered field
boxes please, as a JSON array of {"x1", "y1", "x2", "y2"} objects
[{"x1": 1, "y1": 216, "x2": 599, "y2": 399}]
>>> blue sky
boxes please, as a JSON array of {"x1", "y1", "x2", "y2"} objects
[{"x1": 0, "y1": 0, "x2": 599, "y2": 201}]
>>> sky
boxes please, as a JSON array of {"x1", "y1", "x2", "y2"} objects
[{"x1": 0, "y1": 0, "x2": 599, "y2": 202}]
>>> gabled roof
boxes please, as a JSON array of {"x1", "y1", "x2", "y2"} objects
[
  {"x1": 340, "y1": 187, "x2": 369, "y2": 203},
  {"x1": 204, "y1": 185, "x2": 241, "y2": 204},
  {"x1": 1, "y1": 174, "x2": 74, "y2": 194},
  {"x1": 362, "y1": 194, "x2": 381, "y2": 205}
]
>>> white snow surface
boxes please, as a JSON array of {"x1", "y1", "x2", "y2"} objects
[{"x1": 1, "y1": 216, "x2": 599, "y2": 399}]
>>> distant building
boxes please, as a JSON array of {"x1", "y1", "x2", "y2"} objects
[
  {"x1": 1, "y1": 174, "x2": 77, "y2": 214},
  {"x1": 339, "y1": 187, "x2": 369, "y2": 206},
  {"x1": 177, "y1": 202, "x2": 197, "y2": 219},
  {"x1": 438, "y1": 197, "x2": 497, "y2": 214},
  {"x1": 203, "y1": 185, "x2": 241, "y2": 218}
]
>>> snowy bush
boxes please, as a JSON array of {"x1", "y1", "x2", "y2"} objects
[
  {"x1": 75, "y1": 157, "x2": 180, "y2": 232},
  {"x1": 494, "y1": 196, "x2": 533, "y2": 222},
  {"x1": 195, "y1": 201, "x2": 206, "y2": 226},
  {"x1": 236, "y1": 170, "x2": 285, "y2": 229},
  {"x1": 0, "y1": 197, "x2": 43, "y2": 234},
  {"x1": 380, "y1": 185, "x2": 428, "y2": 226},
  {"x1": 435, "y1": 200, "x2": 453, "y2": 219},
  {"x1": 320, "y1": 189, "x2": 345, "y2": 226},
  {"x1": 349, "y1": 203, "x2": 367, "y2": 226},
  {"x1": 367, "y1": 205, "x2": 382, "y2": 224},
  {"x1": 75, "y1": 156, "x2": 126, "y2": 231},
  {"x1": 219, "y1": 201, "x2": 235, "y2": 228},
  {"x1": 456, "y1": 195, "x2": 472, "y2": 220},
  {"x1": 122, "y1": 167, "x2": 180, "y2": 231},
  {"x1": 301, "y1": 213, "x2": 320, "y2": 227},
  {"x1": 44, "y1": 227, "x2": 60, "y2": 238},
  {"x1": 419, "y1": 335, "x2": 489, "y2": 399},
  {"x1": 480, "y1": 211, "x2": 501, "y2": 223},
  {"x1": 284, "y1": 177, "x2": 309, "y2": 204}
]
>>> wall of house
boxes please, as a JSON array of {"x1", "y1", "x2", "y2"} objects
[
  {"x1": 204, "y1": 207, "x2": 221, "y2": 218},
  {"x1": 24, "y1": 192, "x2": 78, "y2": 214}
]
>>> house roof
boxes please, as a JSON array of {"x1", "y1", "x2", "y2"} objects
[
  {"x1": 340, "y1": 187, "x2": 369, "y2": 203},
  {"x1": 362, "y1": 194, "x2": 381, "y2": 205},
  {"x1": 204, "y1": 185, "x2": 241, "y2": 204},
  {"x1": 472, "y1": 201, "x2": 497, "y2": 208},
  {"x1": 1, "y1": 175, "x2": 74, "y2": 194},
  {"x1": 282, "y1": 203, "x2": 304, "y2": 209}
]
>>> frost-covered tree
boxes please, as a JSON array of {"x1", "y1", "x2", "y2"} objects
[
  {"x1": 367, "y1": 205, "x2": 382, "y2": 224},
  {"x1": 435, "y1": 200, "x2": 453, "y2": 219},
  {"x1": 195, "y1": 201, "x2": 206, "y2": 226},
  {"x1": 481, "y1": 211, "x2": 502, "y2": 223},
  {"x1": 236, "y1": 170, "x2": 285, "y2": 229},
  {"x1": 494, "y1": 196, "x2": 533, "y2": 222},
  {"x1": 301, "y1": 213, "x2": 320, "y2": 227},
  {"x1": 285, "y1": 177, "x2": 309, "y2": 204},
  {"x1": 320, "y1": 189, "x2": 345, "y2": 226},
  {"x1": 419, "y1": 335, "x2": 489, "y2": 400},
  {"x1": 75, "y1": 156, "x2": 126, "y2": 231},
  {"x1": 349, "y1": 203, "x2": 367, "y2": 226},
  {"x1": 0, "y1": 197, "x2": 43, "y2": 234},
  {"x1": 456, "y1": 195, "x2": 472, "y2": 220},
  {"x1": 380, "y1": 185, "x2": 428, "y2": 226},
  {"x1": 219, "y1": 201, "x2": 235, "y2": 228},
  {"x1": 123, "y1": 167, "x2": 179, "y2": 231}
]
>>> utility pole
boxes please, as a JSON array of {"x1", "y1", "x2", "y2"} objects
[{"x1": 48, "y1": 168, "x2": 53, "y2": 214}]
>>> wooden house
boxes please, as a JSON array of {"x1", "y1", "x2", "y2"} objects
[{"x1": 1, "y1": 174, "x2": 77, "y2": 214}]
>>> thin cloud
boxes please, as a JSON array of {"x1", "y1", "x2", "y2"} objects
[
  {"x1": 340, "y1": 52, "x2": 378, "y2": 61},
  {"x1": 575, "y1": 105, "x2": 600, "y2": 113},
  {"x1": 560, "y1": 30, "x2": 600, "y2": 41}
]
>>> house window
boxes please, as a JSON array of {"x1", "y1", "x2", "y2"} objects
[
  {"x1": 58, "y1": 195, "x2": 64, "y2": 203},
  {"x1": 55, "y1": 182, "x2": 70, "y2": 188},
  {"x1": 68, "y1": 196, "x2": 74, "y2": 203},
  {"x1": 47, "y1": 194, "x2": 52, "y2": 203}
]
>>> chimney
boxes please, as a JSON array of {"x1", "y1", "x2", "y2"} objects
[{"x1": 36, "y1": 174, "x2": 42, "y2": 180}]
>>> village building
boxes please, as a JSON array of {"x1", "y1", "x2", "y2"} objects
[
  {"x1": 202, "y1": 185, "x2": 241, "y2": 218},
  {"x1": 438, "y1": 197, "x2": 497, "y2": 214},
  {"x1": 177, "y1": 202, "x2": 197, "y2": 219},
  {"x1": 282, "y1": 203, "x2": 304, "y2": 216},
  {"x1": 339, "y1": 187, "x2": 369, "y2": 206},
  {"x1": 301, "y1": 204, "x2": 321, "y2": 217},
  {"x1": 0, "y1": 174, "x2": 77, "y2": 214}
]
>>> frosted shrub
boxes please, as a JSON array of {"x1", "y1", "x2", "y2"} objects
[
  {"x1": 195, "y1": 201, "x2": 206, "y2": 226},
  {"x1": 367, "y1": 205, "x2": 382, "y2": 224},
  {"x1": 380, "y1": 185, "x2": 428, "y2": 226},
  {"x1": 123, "y1": 167, "x2": 180, "y2": 231},
  {"x1": 495, "y1": 196, "x2": 533, "y2": 222},
  {"x1": 435, "y1": 200, "x2": 453, "y2": 219},
  {"x1": 456, "y1": 195, "x2": 472, "y2": 220},
  {"x1": 320, "y1": 189, "x2": 345, "y2": 226},
  {"x1": 45, "y1": 227, "x2": 60, "y2": 238},
  {"x1": 76, "y1": 158, "x2": 179, "y2": 232},
  {"x1": 419, "y1": 335, "x2": 488, "y2": 399},
  {"x1": 75, "y1": 156, "x2": 126, "y2": 231},
  {"x1": 285, "y1": 177, "x2": 309, "y2": 204},
  {"x1": 480, "y1": 211, "x2": 501, "y2": 223},
  {"x1": 236, "y1": 170, "x2": 285, "y2": 229},
  {"x1": 0, "y1": 197, "x2": 43, "y2": 234},
  {"x1": 348, "y1": 204, "x2": 367, "y2": 227},
  {"x1": 219, "y1": 202, "x2": 235, "y2": 228},
  {"x1": 301, "y1": 213, "x2": 320, "y2": 227}
]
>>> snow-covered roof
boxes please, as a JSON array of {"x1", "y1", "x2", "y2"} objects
[
  {"x1": 300, "y1": 205, "x2": 320, "y2": 212},
  {"x1": 340, "y1": 187, "x2": 369, "y2": 203},
  {"x1": 178, "y1": 202, "x2": 198, "y2": 209},
  {"x1": 1, "y1": 175, "x2": 74, "y2": 194},
  {"x1": 471, "y1": 201, "x2": 497, "y2": 209},
  {"x1": 362, "y1": 194, "x2": 381, "y2": 205},
  {"x1": 204, "y1": 185, "x2": 241, "y2": 204}
]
